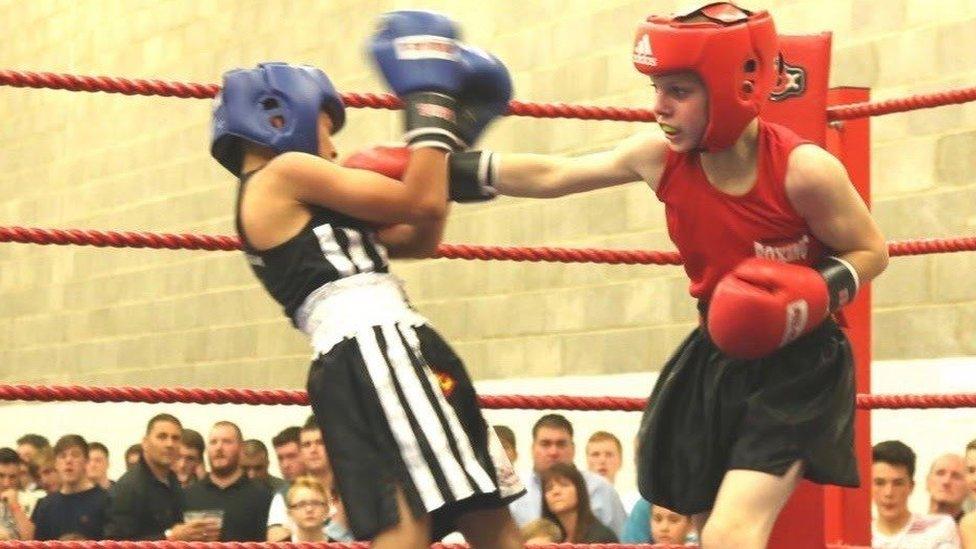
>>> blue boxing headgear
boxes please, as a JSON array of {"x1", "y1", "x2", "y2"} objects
[{"x1": 211, "y1": 62, "x2": 346, "y2": 175}]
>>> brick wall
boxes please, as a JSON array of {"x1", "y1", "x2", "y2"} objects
[{"x1": 0, "y1": 0, "x2": 973, "y2": 391}]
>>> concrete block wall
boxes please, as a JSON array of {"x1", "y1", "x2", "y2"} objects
[{"x1": 0, "y1": 0, "x2": 973, "y2": 394}]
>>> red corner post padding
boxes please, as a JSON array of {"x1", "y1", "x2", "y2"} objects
[
  {"x1": 763, "y1": 33, "x2": 832, "y2": 146},
  {"x1": 825, "y1": 85, "x2": 872, "y2": 547},
  {"x1": 760, "y1": 33, "x2": 846, "y2": 549}
]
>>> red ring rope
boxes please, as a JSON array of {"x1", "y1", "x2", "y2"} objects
[
  {"x1": 0, "y1": 227, "x2": 973, "y2": 264},
  {"x1": 0, "y1": 70, "x2": 655, "y2": 123},
  {"x1": 1, "y1": 384, "x2": 974, "y2": 411},
  {"x1": 0, "y1": 542, "x2": 676, "y2": 549},
  {"x1": 5, "y1": 68, "x2": 976, "y2": 123}
]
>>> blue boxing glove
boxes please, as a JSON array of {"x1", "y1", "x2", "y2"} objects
[
  {"x1": 369, "y1": 10, "x2": 466, "y2": 151},
  {"x1": 457, "y1": 44, "x2": 512, "y2": 146},
  {"x1": 446, "y1": 45, "x2": 512, "y2": 202}
]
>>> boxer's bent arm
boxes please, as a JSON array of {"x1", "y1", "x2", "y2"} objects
[
  {"x1": 493, "y1": 130, "x2": 667, "y2": 198},
  {"x1": 375, "y1": 215, "x2": 449, "y2": 259},
  {"x1": 270, "y1": 149, "x2": 449, "y2": 226},
  {"x1": 786, "y1": 144, "x2": 889, "y2": 283}
]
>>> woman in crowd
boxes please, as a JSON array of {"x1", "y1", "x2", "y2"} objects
[{"x1": 540, "y1": 463, "x2": 617, "y2": 543}]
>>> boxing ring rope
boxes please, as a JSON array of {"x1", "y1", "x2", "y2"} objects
[
  {"x1": 0, "y1": 226, "x2": 973, "y2": 263},
  {"x1": 5, "y1": 68, "x2": 976, "y2": 122},
  {"x1": 0, "y1": 70, "x2": 654, "y2": 123},
  {"x1": 0, "y1": 541, "x2": 869, "y2": 549},
  {"x1": 0, "y1": 542, "x2": 756, "y2": 549},
  {"x1": 2, "y1": 383, "x2": 976, "y2": 411},
  {"x1": 0, "y1": 542, "x2": 684, "y2": 549}
]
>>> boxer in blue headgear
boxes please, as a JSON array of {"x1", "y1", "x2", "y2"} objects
[
  {"x1": 211, "y1": 14, "x2": 523, "y2": 549},
  {"x1": 211, "y1": 62, "x2": 345, "y2": 174}
]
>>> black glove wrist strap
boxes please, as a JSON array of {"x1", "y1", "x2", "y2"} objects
[
  {"x1": 448, "y1": 151, "x2": 497, "y2": 202},
  {"x1": 815, "y1": 255, "x2": 859, "y2": 312},
  {"x1": 402, "y1": 92, "x2": 466, "y2": 152}
]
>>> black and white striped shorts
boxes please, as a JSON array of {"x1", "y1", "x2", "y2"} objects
[{"x1": 306, "y1": 321, "x2": 521, "y2": 541}]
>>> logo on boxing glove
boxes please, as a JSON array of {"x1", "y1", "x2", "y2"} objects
[
  {"x1": 781, "y1": 299, "x2": 809, "y2": 346},
  {"x1": 415, "y1": 102, "x2": 458, "y2": 122},
  {"x1": 393, "y1": 36, "x2": 459, "y2": 61}
]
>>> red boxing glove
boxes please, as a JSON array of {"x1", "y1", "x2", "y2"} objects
[
  {"x1": 707, "y1": 258, "x2": 830, "y2": 359},
  {"x1": 341, "y1": 145, "x2": 410, "y2": 180}
]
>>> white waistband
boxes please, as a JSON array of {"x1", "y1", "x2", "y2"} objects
[{"x1": 295, "y1": 272, "x2": 428, "y2": 355}]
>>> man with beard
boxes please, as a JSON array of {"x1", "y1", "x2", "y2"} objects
[
  {"x1": 31, "y1": 435, "x2": 110, "y2": 540},
  {"x1": 185, "y1": 422, "x2": 271, "y2": 541},
  {"x1": 106, "y1": 414, "x2": 218, "y2": 541}
]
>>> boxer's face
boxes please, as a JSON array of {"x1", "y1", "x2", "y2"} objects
[{"x1": 650, "y1": 72, "x2": 707, "y2": 153}]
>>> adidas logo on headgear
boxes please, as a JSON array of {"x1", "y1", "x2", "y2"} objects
[{"x1": 633, "y1": 35, "x2": 656, "y2": 67}]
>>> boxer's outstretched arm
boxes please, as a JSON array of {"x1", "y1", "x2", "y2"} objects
[{"x1": 490, "y1": 130, "x2": 669, "y2": 198}]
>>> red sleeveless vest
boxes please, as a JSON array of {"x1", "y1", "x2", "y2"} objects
[{"x1": 656, "y1": 120, "x2": 827, "y2": 300}]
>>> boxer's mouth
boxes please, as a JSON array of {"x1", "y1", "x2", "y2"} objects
[{"x1": 659, "y1": 123, "x2": 679, "y2": 136}]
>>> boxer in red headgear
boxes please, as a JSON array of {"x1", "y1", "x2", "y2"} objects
[{"x1": 441, "y1": 2, "x2": 888, "y2": 547}]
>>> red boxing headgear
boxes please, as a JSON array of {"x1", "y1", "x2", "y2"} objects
[{"x1": 633, "y1": 2, "x2": 780, "y2": 151}]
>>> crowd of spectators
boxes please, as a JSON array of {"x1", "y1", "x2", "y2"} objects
[
  {"x1": 6, "y1": 412, "x2": 973, "y2": 547},
  {"x1": 870, "y1": 439, "x2": 976, "y2": 548},
  {"x1": 0, "y1": 414, "x2": 353, "y2": 543}
]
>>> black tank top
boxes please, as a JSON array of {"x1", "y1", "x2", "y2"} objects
[{"x1": 235, "y1": 171, "x2": 390, "y2": 323}]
